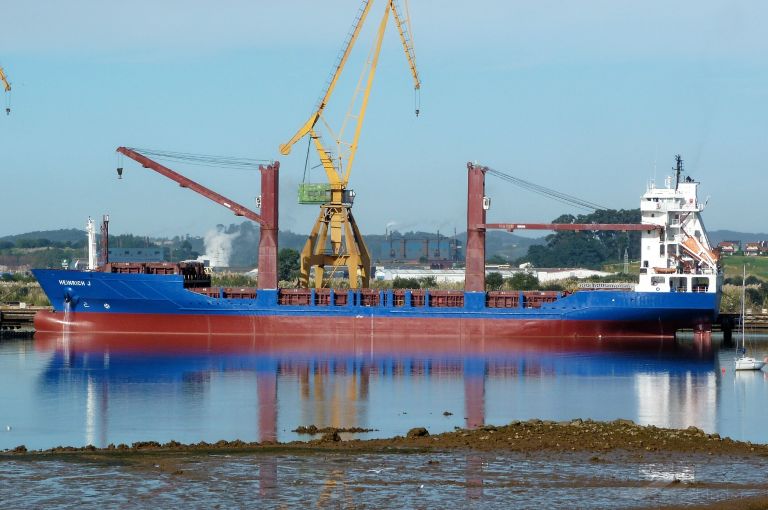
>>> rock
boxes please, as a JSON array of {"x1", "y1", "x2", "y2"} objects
[
  {"x1": 321, "y1": 431, "x2": 341, "y2": 442},
  {"x1": 294, "y1": 425, "x2": 320, "y2": 434},
  {"x1": 132, "y1": 441, "x2": 161, "y2": 450},
  {"x1": 613, "y1": 419, "x2": 634, "y2": 426},
  {"x1": 407, "y1": 427, "x2": 430, "y2": 438}
]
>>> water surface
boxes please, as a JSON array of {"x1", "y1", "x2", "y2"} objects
[{"x1": 3, "y1": 332, "x2": 767, "y2": 450}]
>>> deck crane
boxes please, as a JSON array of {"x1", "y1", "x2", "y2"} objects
[
  {"x1": 280, "y1": 0, "x2": 420, "y2": 289},
  {"x1": 116, "y1": 147, "x2": 280, "y2": 289},
  {"x1": 0, "y1": 65, "x2": 11, "y2": 115}
]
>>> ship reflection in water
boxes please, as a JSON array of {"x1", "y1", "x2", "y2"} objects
[{"x1": 4, "y1": 331, "x2": 738, "y2": 451}]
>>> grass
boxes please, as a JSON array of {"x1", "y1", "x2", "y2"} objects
[
  {"x1": 603, "y1": 256, "x2": 768, "y2": 282},
  {"x1": 721, "y1": 255, "x2": 768, "y2": 281},
  {"x1": 0, "y1": 281, "x2": 50, "y2": 306}
]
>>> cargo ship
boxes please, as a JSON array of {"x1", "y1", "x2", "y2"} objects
[{"x1": 32, "y1": 156, "x2": 722, "y2": 339}]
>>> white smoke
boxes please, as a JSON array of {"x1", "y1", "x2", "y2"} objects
[{"x1": 199, "y1": 226, "x2": 239, "y2": 268}]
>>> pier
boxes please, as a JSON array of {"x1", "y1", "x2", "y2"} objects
[{"x1": 0, "y1": 305, "x2": 42, "y2": 338}]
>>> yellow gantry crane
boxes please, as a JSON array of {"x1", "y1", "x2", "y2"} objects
[
  {"x1": 280, "y1": 0, "x2": 420, "y2": 289},
  {"x1": 0, "y1": 65, "x2": 11, "y2": 115}
]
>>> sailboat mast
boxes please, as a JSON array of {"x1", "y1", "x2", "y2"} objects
[{"x1": 741, "y1": 265, "x2": 746, "y2": 351}]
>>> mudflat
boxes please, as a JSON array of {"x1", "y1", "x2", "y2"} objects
[{"x1": 3, "y1": 419, "x2": 767, "y2": 509}]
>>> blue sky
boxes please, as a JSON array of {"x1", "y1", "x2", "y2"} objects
[{"x1": 1, "y1": 1, "x2": 766, "y2": 238}]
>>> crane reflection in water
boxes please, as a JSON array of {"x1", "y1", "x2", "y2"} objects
[
  {"x1": 28, "y1": 331, "x2": 719, "y2": 501},
  {"x1": 34, "y1": 332, "x2": 717, "y2": 445}
]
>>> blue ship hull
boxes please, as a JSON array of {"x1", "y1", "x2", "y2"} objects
[{"x1": 31, "y1": 269, "x2": 721, "y2": 338}]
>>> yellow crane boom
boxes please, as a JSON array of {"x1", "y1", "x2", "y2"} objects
[
  {"x1": 0, "y1": 65, "x2": 11, "y2": 115},
  {"x1": 280, "y1": 0, "x2": 419, "y2": 186},
  {"x1": 279, "y1": 1, "x2": 374, "y2": 161},
  {"x1": 0, "y1": 66, "x2": 10, "y2": 93},
  {"x1": 0, "y1": 67, "x2": 11, "y2": 92},
  {"x1": 390, "y1": 0, "x2": 420, "y2": 92},
  {"x1": 279, "y1": 0, "x2": 421, "y2": 289}
]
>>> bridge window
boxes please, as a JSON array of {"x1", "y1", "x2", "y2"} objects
[
  {"x1": 692, "y1": 277, "x2": 709, "y2": 293},
  {"x1": 670, "y1": 277, "x2": 687, "y2": 292}
]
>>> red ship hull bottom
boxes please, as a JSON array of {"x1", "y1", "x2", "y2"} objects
[{"x1": 33, "y1": 311, "x2": 708, "y2": 339}]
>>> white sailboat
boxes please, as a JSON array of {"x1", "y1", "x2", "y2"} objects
[{"x1": 734, "y1": 266, "x2": 765, "y2": 371}]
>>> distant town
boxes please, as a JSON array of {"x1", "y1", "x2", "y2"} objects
[{"x1": 717, "y1": 241, "x2": 768, "y2": 257}]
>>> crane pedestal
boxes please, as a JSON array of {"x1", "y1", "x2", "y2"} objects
[{"x1": 300, "y1": 203, "x2": 371, "y2": 289}]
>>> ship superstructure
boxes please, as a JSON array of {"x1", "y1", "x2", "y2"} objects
[{"x1": 636, "y1": 155, "x2": 721, "y2": 295}]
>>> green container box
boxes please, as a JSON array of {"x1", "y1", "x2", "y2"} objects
[{"x1": 298, "y1": 183, "x2": 331, "y2": 204}]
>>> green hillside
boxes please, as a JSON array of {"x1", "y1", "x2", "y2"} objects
[{"x1": 721, "y1": 256, "x2": 768, "y2": 281}]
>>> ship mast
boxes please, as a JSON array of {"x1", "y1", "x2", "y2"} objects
[{"x1": 674, "y1": 154, "x2": 683, "y2": 191}]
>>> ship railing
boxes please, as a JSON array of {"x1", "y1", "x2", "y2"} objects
[
  {"x1": 486, "y1": 291, "x2": 519, "y2": 308},
  {"x1": 428, "y1": 290, "x2": 464, "y2": 308},
  {"x1": 278, "y1": 289, "x2": 312, "y2": 306},
  {"x1": 522, "y1": 291, "x2": 562, "y2": 308},
  {"x1": 359, "y1": 289, "x2": 381, "y2": 306},
  {"x1": 576, "y1": 282, "x2": 635, "y2": 291},
  {"x1": 314, "y1": 288, "x2": 348, "y2": 306},
  {"x1": 189, "y1": 287, "x2": 258, "y2": 299},
  {"x1": 190, "y1": 287, "x2": 222, "y2": 298},
  {"x1": 180, "y1": 287, "x2": 574, "y2": 309}
]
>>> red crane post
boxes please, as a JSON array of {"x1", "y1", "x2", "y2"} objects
[{"x1": 116, "y1": 147, "x2": 280, "y2": 289}]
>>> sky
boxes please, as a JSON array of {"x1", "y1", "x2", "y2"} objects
[{"x1": 0, "y1": 0, "x2": 766, "y2": 239}]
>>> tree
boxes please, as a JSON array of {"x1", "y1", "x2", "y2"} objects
[
  {"x1": 517, "y1": 209, "x2": 641, "y2": 269},
  {"x1": 278, "y1": 248, "x2": 300, "y2": 282},
  {"x1": 419, "y1": 276, "x2": 437, "y2": 288},
  {"x1": 508, "y1": 272, "x2": 540, "y2": 290},
  {"x1": 393, "y1": 277, "x2": 420, "y2": 289},
  {"x1": 487, "y1": 254, "x2": 508, "y2": 265},
  {"x1": 175, "y1": 240, "x2": 197, "y2": 261},
  {"x1": 485, "y1": 272, "x2": 504, "y2": 290}
]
